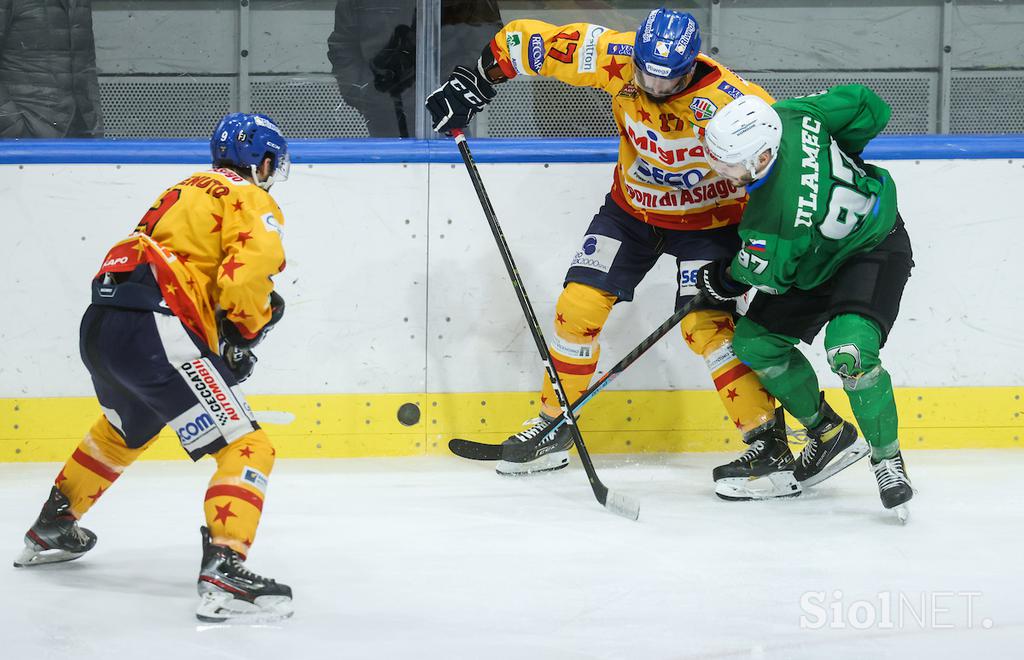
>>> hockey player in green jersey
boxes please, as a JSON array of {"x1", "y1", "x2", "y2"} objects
[{"x1": 693, "y1": 86, "x2": 914, "y2": 520}]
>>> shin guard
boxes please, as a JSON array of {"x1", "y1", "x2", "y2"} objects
[
  {"x1": 539, "y1": 283, "x2": 616, "y2": 417},
  {"x1": 681, "y1": 309, "x2": 775, "y2": 435},
  {"x1": 205, "y1": 430, "x2": 275, "y2": 557},
  {"x1": 55, "y1": 416, "x2": 156, "y2": 519}
]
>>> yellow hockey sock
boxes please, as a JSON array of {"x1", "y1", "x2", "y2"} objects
[
  {"x1": 204, "y1": 429, "x2": 275, "y2": 557},
  {"x1": 682, "y1": 309, "x2": 776, "y2": 435},
  {"x1": 55, "y1": 416, "x2": 155, "y2": 519},
  {"x1": 539, "y1": 283, "x2": 616, "y2": 417}
]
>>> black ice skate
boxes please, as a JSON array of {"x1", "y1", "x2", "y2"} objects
[
  {"x1": 794, "y1": 396, "x2": 870, "y2": 487},
  {"x1": 196, "y1": 526, "x2": 293, "y2": 623},
  {"x1": 495, "y1": 413, "x2": 575, "y2": 476},
  {"x1": 713, "y1": 407, "x2": 801, "y2": 501},
  {"x1": 871, "y1": 451, "x2": 913, "y2": 523},
  {"x1": 13, "y1": 486, "x2": 97, "y2": 568}
]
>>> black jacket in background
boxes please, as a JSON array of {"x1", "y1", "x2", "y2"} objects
[
  {"x1": 0, "y1": 0, "x2": 104, "y2": 138},
  {"x1": 327, "y1": 0, "x2": 502, "y2": 137}
]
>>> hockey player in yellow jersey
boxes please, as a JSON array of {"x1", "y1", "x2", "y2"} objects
[
  {"x1": 428, "y1": 8, "x2": 797, "y2": 498},
  {"x1": 14, "y1": 113, "x2": 294, "y2": 622}
]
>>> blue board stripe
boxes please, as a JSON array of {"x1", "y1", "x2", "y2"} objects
[{"x1": 1, "y1": 135, "x2": 1022, "y2": 164}]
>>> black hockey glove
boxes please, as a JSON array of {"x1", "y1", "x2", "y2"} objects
[
  {"x1": 696, "y1": 260, "x2": 749, "y2": 303},
  {"x1": 220, "y1": 291, "x2": 286, "y2": 350},
  {"x1": 425, "y1": 64, "x2": 496, "y2": 134},
  {"x1": 221, "y1": 344, "x2": 258, "y2": 384},
  {"x1": 218, "y1": 291, "x2": 285, "y2": 383}
]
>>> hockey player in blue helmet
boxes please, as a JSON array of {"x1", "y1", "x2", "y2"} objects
[
  {"x1": 633, "y1": 8, "x2": 702, "y2": 102},
  {"x1": 427, "y1": 10, "x2": 808, "y2": 503},
  {"x1": 211, "y1": 112, "x2": 291, "y2": 190},
  {"x1": 15, "y1": 111, "x2": 295, "y2": 622}
]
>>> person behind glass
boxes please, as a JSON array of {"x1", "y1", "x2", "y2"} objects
[
  {"x1": 327, "y1": 0, "x2": 502, "y2": 137},
  {"x1": 0, "y1": 0, "x2": 103, "y2": 137}
]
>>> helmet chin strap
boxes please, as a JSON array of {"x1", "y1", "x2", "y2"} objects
[
  {"x1": 251, "y1": 164, "x2": 274, "y2": 191},
  {"x1": 745, "y1": 148, "x2": 778, "y2": 182}
]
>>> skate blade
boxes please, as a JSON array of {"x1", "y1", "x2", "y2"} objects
[
  {"x1": 196, "y1": 592, "x2": 294, "y2": 624},
  {"x1": 13, "y1": 545, "x2": 88, "y2": 568},
  {"x1": 894, "y1": 504, "x2": 910, "y2": 524},
  {"x1": 799, "y1": 437, "x2": 871, "y2": 488},
  {"x1": 495, "y1": 451, "x2": 569, "y2": 476},
  {"x1": 715, "y1": 472, "x2": 802, "y2": 501}
]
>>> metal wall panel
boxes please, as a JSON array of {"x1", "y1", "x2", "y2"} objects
[
  {"x1": 950, "y1": 71, "x2": 1024, "y2": 133},
  {"x1": 249, "y1": 76, "x2": 370, "y2": 137},
  {"x1": 99, "y1": 78, "x2": 236, "y2": 138}
]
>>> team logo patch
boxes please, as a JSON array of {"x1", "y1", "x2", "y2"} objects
[
  {"x1": 242, "y1": 466, "x2": 269, "y2": 494},
  {"x1": 506, "y1": 32, "x2": 526, "y2": 74},
  {"x1": 617, "y1": 82, "x2": 639, "y2": 99},
  {"x1": 607, "y1": 43, "x2": 634, "y2": 57},
  {"x1": 718, "y1": 81, "x2": 744, "y2": 99},
  {"x1": 827, "y1": 344, "x2": 863, "y2": 377},
  {"x1": 689, "y1": 97, "x2": 718, "y2": 121},
  {"x1": 578, "y1": 24, "x2": 607, "y2": 73},
  {"x1": 262, "y1": 212, "x2": 283, "y2": 238},
  {"x1": 170, "y1": 405, "x2": 218, "y2": 447},
  {"x1": 654, "y1": 41, "x2": 671, "y2": 58},
  {"x1": 570, "y1": 235, "x2": 622, "y2": 274},
  {"x1": 551, "y1": 334, "x2": 594, "y2": 360},
  {"x1": 528, "y1": 33, "x2": 544, "y2": 73}
]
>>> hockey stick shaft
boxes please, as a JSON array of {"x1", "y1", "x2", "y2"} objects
[
  {"x1": 532, "y1": 293, "x2": 706, "y2": 438},
  {"x1": 451, "y1": 129, "x2": 638, "y2": 520},
  {"x1": 448, "y1": 293, "x2": 705, "y2": 460}
]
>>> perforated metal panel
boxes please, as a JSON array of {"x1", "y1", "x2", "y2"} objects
[
  {"x1": 739, "y1": 72, "x2": 935, "y2": 135},
  {"x1": 99, "y1": 78, "x2": 235, "y2": 138},
  {"x1": 483, "y1": 78, "x2": 617, "y2": 138},
  {"x1": 481, "y1": 72, "x2": 936, "y2": 138},
  {"x1": 950, "y1": 71, "x2": 1024, "y2": 134},
  {"x1": 249, "y1": 76, "x2": 370, "y2": 138}
]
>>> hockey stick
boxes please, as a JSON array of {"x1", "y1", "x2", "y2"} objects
[
  {"x1": 253, "y1": 410, "x2": 296, "y2": 425},
  {"x1": 450, "y1": 129, "x2": 639, "y2": 521},
  {"x1": 449, "y1": 292, "x2": 706, "y2": 461}
]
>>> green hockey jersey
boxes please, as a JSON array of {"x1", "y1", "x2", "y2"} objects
[{"x1": 729, "y1": 85, "x2": 899, "y2": 294}]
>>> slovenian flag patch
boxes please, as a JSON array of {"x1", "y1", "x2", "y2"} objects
[{"x1": 747, "y1": 239, "x2": 767, "y2": 252}]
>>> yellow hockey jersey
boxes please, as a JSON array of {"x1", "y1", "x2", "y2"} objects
[
  {"x1": 95, "y1": 168, "x2": 286, "y2": 350},
  {"x1": 489, "y1": 20, "x2": 774, "y2": 230}
]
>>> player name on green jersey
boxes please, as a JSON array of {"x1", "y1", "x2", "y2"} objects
[{"x1": 730, "y1": 86, "x2": 900, "y2": 294}]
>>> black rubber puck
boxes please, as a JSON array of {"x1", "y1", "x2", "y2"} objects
[{"x1": 397, "y1": 402, "x2": 421, "y2": 426}]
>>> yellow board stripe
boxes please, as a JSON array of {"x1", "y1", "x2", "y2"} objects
[{"x1": 1, "y1": 387, "x2": 1021, "y2": 462}]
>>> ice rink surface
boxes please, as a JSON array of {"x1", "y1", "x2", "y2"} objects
[{"x1": 1, "y1": 450, "x2": 1021, "y2": 660}]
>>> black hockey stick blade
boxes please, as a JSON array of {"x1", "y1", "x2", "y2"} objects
[{"x1": 448, "y1": 438, "x2": 503, "y2": 461}]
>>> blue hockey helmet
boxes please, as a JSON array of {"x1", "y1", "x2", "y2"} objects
[
  {"x1": 211, "y1": 113, "x2": 290, "y2": 190},
  {"x1": 633, "y1": 8, "x2": 702, "y2": 101}
]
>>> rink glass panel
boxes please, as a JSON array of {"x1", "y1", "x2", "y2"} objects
[{"x1": 39, "y1": 2, "x2": 1014, "y2": 138}]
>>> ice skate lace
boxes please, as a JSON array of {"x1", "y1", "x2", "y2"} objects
[
  {"x1": 800, "y1": 439, "x2": 819, "y2": 467},
  {"x1": 737, "y1": 439, "x2": 767, "y2": 462},
  {"x1": 228, "y1": 555, "x2": 275, "y2": 584},
  {"x1": 68, "y1": 524, "x2": 91, "y2": 546},
  {"x1": 513, "y1": 417, "x2": 549, "y2": 443},
  {"x1": 873, "y1": 456, "x2": 906, "y2": 491}
]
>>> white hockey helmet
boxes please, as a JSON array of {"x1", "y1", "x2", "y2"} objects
[{"x1": 702, "y1": 95, "x2": 782, "y2": 183}]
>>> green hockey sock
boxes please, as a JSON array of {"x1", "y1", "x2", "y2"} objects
[{"x1": 733, "y1": 318, "x2": 821, "y2": 425}]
